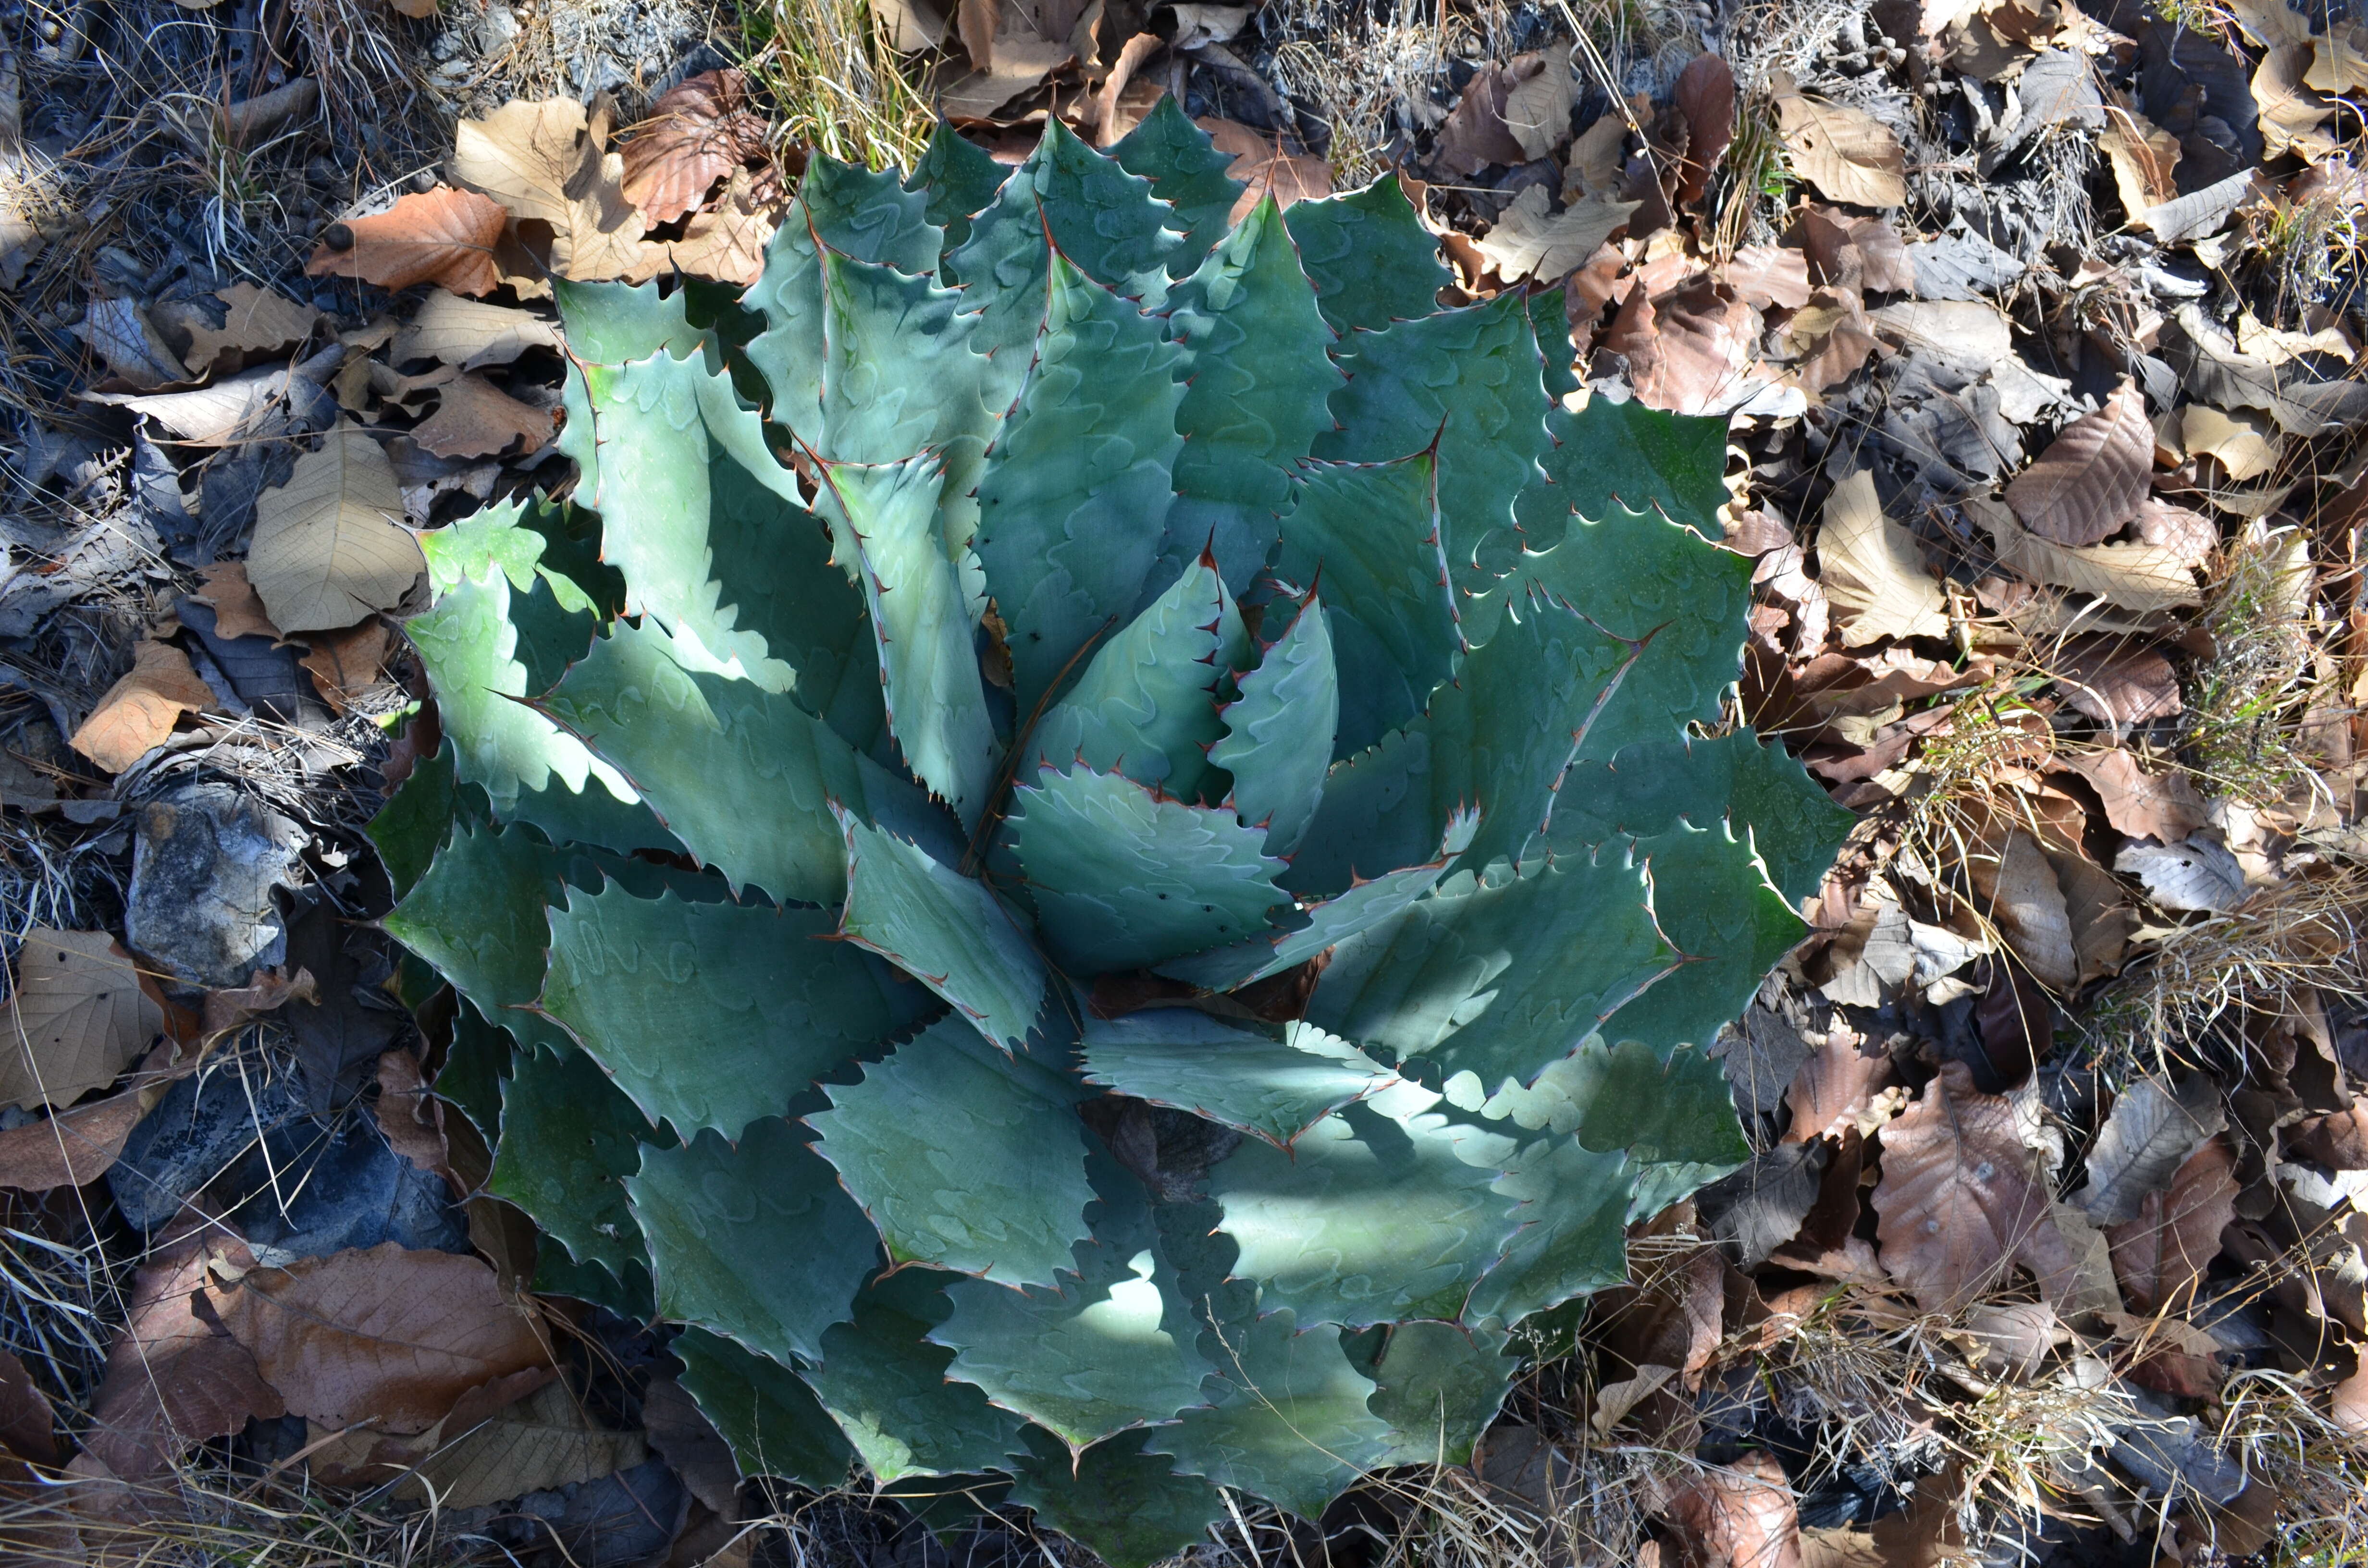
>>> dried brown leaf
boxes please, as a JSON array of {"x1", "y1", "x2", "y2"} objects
[
  {"x1": 940, "y1": 33, "x2": 1073, "y2": 120},
  {"x1": 180, "y1": 282, "x2": 321, "y2": 378},
  {"x1": 1565, "y1": 113, "x2": 1627, "y2": 198},
  {"x1": 1872, "y1": 1061, "x2": 2080, "y2": 1313},
  {"x1": 1968, "y1": 830, "x2": 2077, "y2": 991},
  {"x1": 211, "y1": 1241, "x2": 552, "y2": 1433},
  {"x1": 200, "y1": 966, "x2": 318, "y2": 1041},
  {"x1": 2106, "y1": 1135, "x2": 2238, "y2": 1313},
  {"x1": 2101, "y1": 106, "x2": 2181, "y2": 221},
  {"x1": 633, "y1": 166, "x2": 783, "y2": 286},
  {"x1": 410, "y1": 372, "x2": 554, "y2": 460},
  {"x1": 1608, "y1": 277, "x2": 1763, "y2": 416},
  {"x1": 2255, "y1": 42, "x2": 2340, "y2": 160},
  {"x1": 73, "y1": 298, "x2": 186, "y2": 389},
  {"x1": 1724, "y1": 245, "x2": 1812, "y2": 310},
  {"x1": 1971, "y1": 495, "x2": 2202, "y2": 614},
  {"x1": 86, "y1": 1229, "x2": 284, "y2": 1480},
  {"x1": 1201, "y1": 119, "x2": 1333, "y2": 220},
  {"x1": 1502, "y1": 44, "x2": 1577, "y2": 161},
  {"x1": 392, "y1": 292, "x2": 565, "y2": 371},
  {"x1": 1673, "y1": 53, "x2": 1736, "y2": 206},
  {"x1": 2062, "y1": 747, "x2": 2205, "y2": 843},
  {"x1": 2180, "y1": 404, "x2": 2281, "y2": 483},
  {"x1": 1433, "y1": 60, "x2": 1534, "y2": 176},
  {"x1": 69, "y1": 641, "x2": 215, "y2": 774},
  {"x1": 192, "y1": 561, "x2": 282, "y2": 641},
  {"x1": 0, "y1": 1071, "x2": 174, "y2": 1192},
  {"x1": 2081, "y1": 1077, "x2": 2224, "y2": 1227},
  {"x1": 452, "y1": 98, "x2": 650, "y2": 282},
  {"x1": 2006, "y1": 381, "x2": 2153, "y2": 546},
  {"x1": 297, "y1": 618, "x2": 395, "y2": 715},
  {"x1": 1661, "y1": 1449, "x2": 1803, "y2": 1568},
  {"x1": 1815, "y1": 469, "x2": 1949, "y2": 645},
  {"x1": 957, "y1": 0, "x2": 1000, "y2": 69},
  {"x1": 620, "y1": 70, "x2": 769, "y2": 225},
  {"x1": 0, "y1": 1348, "x2": 56, "y2": 1464},
  {"x1": 1784, "y1": 1030, "x2": 1894, "y2": 1143},
  {"x1": 306, "y1": 187, "x2": 509, "y2": 295},
  {"x1": 399, "y1": 1377, "x2": 644, "y2": 1508},
  {"x1": 248, "y1": 425, "x2": 427, "y2": 634},
  {"x1": 642, "y1": 1374, "x2": 741, "y2": 1513},
  {"x1": 374, "y1": 1049, "x2": 453, "y2": 1185},
  {"x1": 1772, "y1": 74, "x2": 1906, "y2": 208},
  {"x1": 1472, "y1": 185, "x2": 1638, "y2": 286}
]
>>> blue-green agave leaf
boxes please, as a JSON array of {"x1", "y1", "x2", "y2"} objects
[
  {"x1": 1111, "y1": 97, "x2": 1244, "y2": 274},
  {"x1": 1026, "y1": 551, "x2": 1246, "y2": 801},
  {"x1": 811, "y1": 1017, "x2": 1094, "y2": 1287},
  {"x1": 383, "y1": 817, "x2": 576, "y2": 1058},
  {"x1": 835, "y1": 810, "x2": 1048, "y2": 1051},
  {"x1": 1359, "y1": 1319, "x2": 1515, "y2": 1466},
  {"x1": 1528, "y1": 287, "x2": 1580, "y2": 400},
  {"x1": 1517, "y1": 394, "x2": 1732, "y2": 540},
  {"x1": 1458, "y1": 1132, "x2": 1630, "y2": 1326},
  {"x1": 673, "y1": 1325, "x2": 857, "y2": 1491},
  {"x1": 1282, "y1": 174, "x2": 1449, "y2": 337},
  {"x1": 1207, "y1": 592, "x2": 1336, "y2": 858},
  {"x1": 626, "y1": 1116, "x2": 880, "y2": 1368},
  {"x1": 1079, "y1": 1012, "x2": 1397, "y2": 1149},
  {"x1": 1596, "y1": 824, "x2": 1807, "y2": 1065},
  {"x1": 1007, "y1": 764, "x2": 1291, "y2": 973},
  {"x1": 908, "y1": 122, "x2": 1009, "y2": 257},
  {"x1": 542, "y1": 884, "x2": 933, "y2": 1140},
  {"x1": 368, "y1": 739, "x2": 458, "y2": 900},
  {"x1": 974, "y1": 253, "x2": 1186, "y2": 716},
  {"x1": 808, "y1": 1268, "x2": 1031, "y2": 1482},
  {"x1": 487, "y1": 1042, "x2": 658, "y2": 1287},
  {"x1": 1006, "y1": 1426, "x2": 1225, "y2": 1568}
]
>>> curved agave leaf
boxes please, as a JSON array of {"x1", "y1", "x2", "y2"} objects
[
  {"x1": 1079, "y1": 1012, "x2": 1396, "y2": 1148},
  {"x1": 1158, "y1": 196, "x2": 1342, "y2": 594},
  {"x1": 1026, "y1": 552, "x2": 1246, "y2": 801},
  {"x1": 1358, "y1": 1319, "x2": 1516, "y2": 1466},
  {"x1": 1459, "y1": 1133, "x2": 1630, "y2": 1326},
  {"x1": 384, "y1": 817, "x2": 576, "y2": 1057},
  {"x1": 808, "y1": 1268, "x2": 1030, "y2": 1482},
  {"x1": 486, "y1": 1041, "x2": 658, "y2": 1286},
  {"x1": 1006, "y1": 764, "x2": 1290, "y2": 973},
  {"x1": 542, "y1": 885, "x2": 931, "y2": 1140},
  {"x1": 1597, "y1": 824, "x2": 1807, "y2": 1061},
  {"x1": 1301, "y1": 847, "x2": 1675, "y2": 1094},
  {"x1": 626, "y1": 1116, "x2": 880, "y2": 1368},
  {"x1": 368, "y1": 739, "x2": 458, "y2": 900},
  {"x1": 1207, "y1": 592, "x2": 1336, "y2": 858},
  {"x1": 908, "y1": 121, "x2": 1009, "y2": 257},
  {"x1": 1206, "y1": 1080, "x2": 1523, "y2": 1328},
  {"x1": 1005, "y1": 1426, "x2": 1226, "y2": 1568},
  {"x1": 812, "y1": 1017, "x2": 1094, "y2": 1287},
  {"x1": 1518, "y1": 393, "x2": 1733, "y2": 540},
  {"x1": 835, "y1": 811, "x2": 1047, "y2": 1051},
  {"x1": 673, "y1": 1325, "x2": 857, "y2": 1491},
  {"x1": 540, "y1": 618, "x2": 955, "y2": 906},
  {"x1": 974, "y1": 254, "x2": 1186, "y2": 716},
  {"x1": 1282, "y1": 175, "x2": 1451, "y2": 337},
  {"x1": 1460, "y1": 1036, "x2": 1752, "y2": 1167},
  {"x1": 1112, "y1": 98, "x2": 1245, "y2": 275},
  {"x1": 1529, "y1": 287, "x2": 1580, "y2": 400}
]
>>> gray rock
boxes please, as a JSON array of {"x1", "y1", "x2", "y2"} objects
[{"x1": 125, "y1": 783, "x2": 308, "y2": 987}]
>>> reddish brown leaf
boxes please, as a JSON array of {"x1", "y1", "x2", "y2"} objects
[
  {"x1": 1872, "y1": 1061, "x2": 2080, "y2": 1313},
  {"x1": 1609, "y1": 277, "x2": 1761, "y2": 416},
  {"x1": 211, "y1": 1242, "x2": 552, "y2": 1433},
  {"x1": 1200, "y1": 118, "x2": 1333, "y2": 220},
  {"x1": 1660, "y1": 1449, "x2": 1803, "y2": 1568},
  {"x1": 2053, "y1": 638, "x2": 2181, "y2": 727},
  {"x1": 297, "y1": 619, "x2": 396, "y2": 715},
  {"x1": 2107, "y1": 1135, "x2": 2238, "y2": 1314},
  {"x1": 2334, "y1": 1360, "x2": 2368, "y2": 1434},
  {"x1": 69, "y1": 641, "x2": 215, "y2": 774},
  {"x1": 0, "y1": 1348, "x2": 56, "y2": 1464},
  {"x1": 2005, "y1": 380, "x2": 2155, "y2": 547},
  {"x1": 2059, "y1": 748, "x2": 2206, "y2": 843},
  {"x1": 1433, "y1": 61, "x2": 1534, "y2": 176},
  {"x1": 374, "y1": 1050, "x2": 455, "y2": 1188},
  {"x1": 957, "y1": 0, "x2": 1000, "y2": 71},
  {"x1": 305, "y1": 187, "x2": 510, "y2": 296},
  {"x1": 1784, "y1": 1029, "x2": 1894, "y2": 1143},
  {"x1": 1722, "y1": 245, "x2": 1812, "y2": 310},
  {"x1": 86, "y1": 1228, "x2": 284, "y2": 1480},
  {"x1": 192, "y1": 561, "x2": 282, "y2": 642},
  {"x1": 2287, "y1": 1103, "x2": 2368, "y2": 1168},
  {"x1": 0, "y1": 1083, "x2": 160, "y2": 1192},
  {"x1": 2129, "y1": 497, "x2": 2219, "y2": 564},
  {"x1": 410, "y1": 372, "x2": 554, "y2": 459},
  {"x1": 1673, "y1": 53, "x2": 1736, "y2": 206},
  {"x1": 620, "y1": 70, "x2": 770, "y2": 225}
]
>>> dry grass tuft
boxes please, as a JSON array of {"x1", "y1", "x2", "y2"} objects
[{"x1": 738, "y1": 0, "x2": 939, "y2": 171}]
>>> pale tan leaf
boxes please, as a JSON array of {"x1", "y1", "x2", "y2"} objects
[
  {"x1": 1724, "y1": 245, "x2": 1812, "y2": 310},
  {"x1": 69, "y1": 641, "x2": 216, "y2": 774},
  {"x1": 451, "y1": 98, "x2": 650, "y2": 282},
  {"x1": 393, "y1": 291, "x2": 564, "y2": 371},
  {"x1": 181, "y1": 283, "x2": 321, "y2": 378},
  {"x1": 939, "y1": 34, "x2": 1073, "y2": 119},
  {"x1": 2100, "y1": 107, "x2": 2181, "y2": 222},
  {"x1": 2128, "y1": 498, "x2": 2218, "y2": 566},
  {"x1": 1564, "y1": 114, "x2": 1627, "y2": 198},
  {"x1": 248, "y1": 426, "x2": 427, "y2": 634},
  {"x1": 2007, "y1": 381, "x2": 2153, "y2": 546},
  {"x1": 1502, "y1": 43, "x2": 1577, "y2": 161},
  {"x1": 410, "y1": 372, "x2": 554, "y2": 460},
  {"x1": 86, "y1": 360, "x2": 331, "y2": 447},
  {"x1": 398, "y1": 1379, "x2": 645, "y2": 1508},
  {"x1": 1972, "y1": 495, "x2": 2202, "y2": 614},
  {"x1": 1200, "y1": 118, "x2": 1334, "y2": 220},
  {"x1": 2224, "y1": 0, "x2": 2314, "y2": 45},
  {"x1": 2106, "y1": 1136, "x2": 2238, "y2": 1313},
  {"x1": 2081, "y1": 1077, "x2": 2224, "y2": 1227},
  {"x1": 1967, "y1": 829, "x2": 2077, "y2": 991},
  {"x1": 2307, "y1": 23, "x2": 2368, "y2": 92},
  {"x1": 305, "y1": 187, "x2": 509, "y2": 296},
  {"x1": 877, "y1": 0, "x2": 949, "y2": 50},
  {"x1": 1590, "y1": 1363, "x2": 1677, "y2": 1438},
  {"x1": 2114, "y1": 837, "x2": 2246, "y2": 911},
  {"x1": 193, "y1": 560, "x2": 283, "y2": 641},
  {"x1": 1872, "y1": 1061, "x2": 2080, "y2": 1313},
  {"x1": 958, "y1": 0, "x2": 1000, "y2": 69},
  {"x1": 74, "y1": 298, "x2": 191, "y2": 388},
  {"x1": 1, "y1": 931, "x2": 166, "y2": 1115},
  {"x1": 212, "y1": 1242, "x2": 552, "y2": 1433},
  {"x1": 297, "y1": 618, "x2": 396, "y2": 715},
  {"x1": 2179, "y1": 404, "x2": 2280, "y2": 482},
  {"x1": 1815, "y1": 469, "x2": 1948, "y2": 646},
  {"x1": 1773, "y1": 74, "x2": 1906, "y2": 208},
  {"x1": 2254, "y1": 42, "x2": 2339, "y2": 161},
  {"x1": 620, "y1": 70, "x2": 770, "y2": 225},
  {"x1": 1472, "y1": 184, "x2": 1638, "y2": 286},
  {"x1": 1868, "y1": 298, "x2": 2010, "y2": 376}
]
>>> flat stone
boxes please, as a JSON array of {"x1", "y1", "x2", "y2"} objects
[{"x1": 124, "y1": 782, "x2": 308, "y2": 988}]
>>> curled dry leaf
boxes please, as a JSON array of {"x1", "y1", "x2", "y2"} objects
[
  {"x1": 2180, "y1": 404, "x2": 2281, "y2": 482},
  {"x1": 306, "y1": 186, "x2": 509, "y2": 296},
  {"x1": 410, "y1": 372, "x2": 555, "y2": 460},
  {"x1": 1673, "y1": 52, "x2": 1736, "y2": 206},
  {"x1": 248, "y1": 425, "x2": 428, "y2": 634},
  {"x1": 393, "y1": 291, "x2": 565, "y2": 371},
  {"x1": 620, "y1": 69, "x2": 770, "y2": 225},
  {"x1": 1201, "y1": 119, "x2": 1333, "y2": 220},
  {"x1": 1872, "y1": 1061, "x2": 2080, "y2": 1313},
  {"x1": 1502, "y1": 43, "x2": 1578, "y2": 161},
  {"x1": 2081, "y1": 1076, "x2": 2225, "y2": 1227},
  {"x1": 2051, "y1": 639, "x2": 2181, "y2": 727},
  {"x1": 1784, "y1": 289, "x2": 1878, "y2": 397},
  {"x1": 193, "y1": 560, "x2": 283, "y2": 641},
  {"x1": 1784, "y1": 1029, "x2": 1895, "y2": 1143},
  {"x1": 211, "y1": 1241, "x2": 552, "y2": 1433},
  {"x1": 87, "y1": 354, "x2": 339, "y2": 447},
  {"x1": 632, "y1": 166, "x2": 784, "y2": 286},
  {"x1": 0, "y1": 1084, "x2": 157, "y2": 1190},
  {"x1": 70, "y1": 640, "x2": 216, "y2": 774},
  {"x1": 399, "y1": 1377, "x2": 647, "y2": 1508},
  {"x1": 2107, "y1": 1135, "x2": 2239, "y2": 1313},
  {"x1": 86, "y1": 1228, "x2": 284, "y2": 1481},
  {"x1": 1472, "y1": 185, "x2": 1639, "y2": 286},
  {"x1": 0, "y1": 930, "x2": 168, "y2": 1112},
  {"x1": 1970, "y1": 495, "x2": 2202, "y2": 615},
  {"x1": 180, "y1": 282, "x2": 321, "y2": 378},
  {"x1": 1724, "y1": 245, "x2": 1812, "y2": 311},
  {"x1": 1606, "y1": 277, "x2": 1762, "y2": 416},
  {"x1": 452, "y1": 98, "x2": 648, "y2": 282},
  {"x1": 2129, "y1": 499, "x2": 2218, "y2": 565},
  {"x1": 0, "y1": 1348, "x2": 57, "y2": 1464},
  {"x1": 1968, "y1": 829, "x2": 2077, "y2": 992},
  {"x1": 2007, "y1": 382, "x2": 2153, "y2": 547},
  {"x1": 2115, "y1": 836, "x2": 2246, "y2": 912},
  {"x1": 2101, "y1": 106, "x2": 2182, "y2": 221},
  {"x1": 1771, "y1": 72, "x2": 1907, "y2": 208},
  {"x1": 374, "y1": 1049, "x2": 453, "y2": 1183},
  {"x1": 1815, "y1": 469, "x2": 1949, "y2": 646},
  {"x1": 200, "y1": 965, "x2": 319, "y2": 1041}
]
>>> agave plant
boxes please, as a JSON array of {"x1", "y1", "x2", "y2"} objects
[{"x1": 375, "y1": 103, "x2": 1853, "y2": 1563}]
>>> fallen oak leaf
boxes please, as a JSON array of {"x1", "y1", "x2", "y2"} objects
[
  {"x1": 1502, "y1": 42, "x2": 1578, "y2": 161},
  {"x1": 85, "y1": 1225, "x2": 283, "y2": 1481},
  {"x1": 247, "y1": 425, "x2": 427, "y2": 634},
  {"x1": 200, "y1": 965, "x2": 319, "y2": 1041},
  {"x1": 452, "y1": 98, "x2": 649, "y2": 282},
  {"x1": 1969, "y1": 495, "x2": 2202, "y2": 615},
  {"x1": 619, "y1": 69, "x2": 771, "y2": 225},
  {"x1": 1472, "y1": 185, "x2": 1639, "y2": 286},
  {"x1": 178, "y1": 282, "x2": 322, "y2": 379},
  {"x1": 192, "y1": 561, "x2": 282, "y2": 642},
  {"x1": 392, "y1": 291, "x2": 565, "y2": 371},
  {"x1": 408, "y1": 371, "x2": 555, "y2": 460},
  {"x1": 2007, "y1": 380, "x2": 2154, "y2": 547},
  {"x1": 1814, "y1": 468, "x2": 1949, "y2": 646},
  {"x1": 306, "y1": 187, "x2": 509, "y2": 296},
  {"x1": 1199, "y1": 118, "x2": 1333, "y2": 220},
  {"x1": 1771, "y1": 71, "x2": 1906, "y2": 208},
  {"x1": 296, "y1": 618, "x2": 395, "y2": 714},
  {"x1": 70, "y1": 641, "x2": 216, "y2": 774},
  {"x1": 210, "y1": 1241, "x2": 552, "y2": 1433},
  {"x1": 2107, "y1": 1134, "x2": 2238, "y2": 1314}
]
